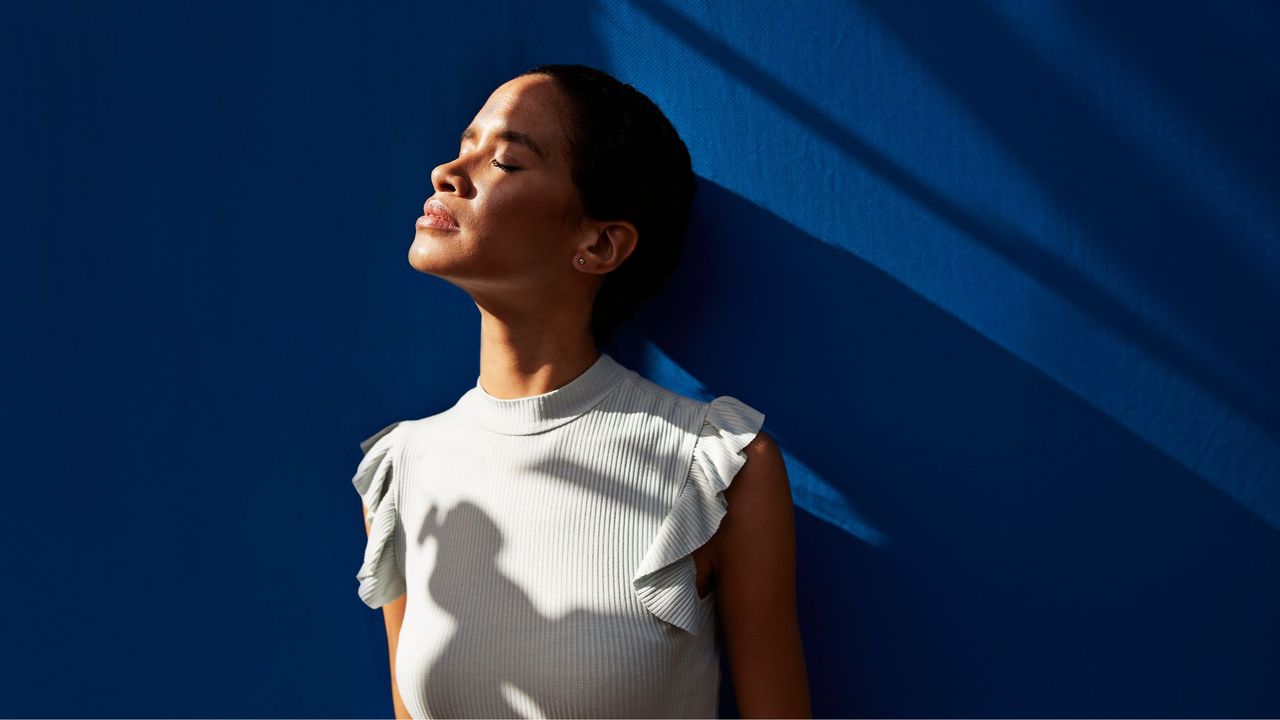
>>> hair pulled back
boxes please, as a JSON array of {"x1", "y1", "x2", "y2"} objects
[{"x1": 519, "y1": 63, "x2": 697, "y2": 349}]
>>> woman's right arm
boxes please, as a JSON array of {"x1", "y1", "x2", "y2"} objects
[{"x1": 364, "y1": 501, "x2": 410, "y2": 719}]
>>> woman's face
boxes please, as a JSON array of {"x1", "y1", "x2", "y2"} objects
[{"x1": 410, "y1": 74, "x2": 586, "y2": 295}]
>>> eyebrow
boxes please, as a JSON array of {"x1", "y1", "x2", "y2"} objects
[{"x1": 459, "y1": 126, "x2": 549, "y2": 162}]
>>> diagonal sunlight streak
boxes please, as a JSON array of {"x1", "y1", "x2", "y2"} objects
[
  {"x1": 619, "y1": 0, "x2": 1280, "y2": 528},
  {"x1": 636, "y1": 340, "x2": 889, "y2": 549},
  {"x1": 781, "y1": 448, "x2": 890, "y2": 549}
]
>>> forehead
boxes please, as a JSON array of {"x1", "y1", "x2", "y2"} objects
[{"x1": 468, "y1": 75, "x2": 569, "y2": 158}]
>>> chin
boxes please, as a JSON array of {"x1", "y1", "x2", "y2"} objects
[{"x1": 407, "y1": 233, "x2": 471, "y2": 278}]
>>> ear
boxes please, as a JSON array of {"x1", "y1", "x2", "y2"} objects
[{"x1": 574, "y1": 220, "x2": 638, "y2": 274}]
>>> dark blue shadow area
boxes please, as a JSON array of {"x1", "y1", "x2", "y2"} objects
[
  {"x1": 842, "y1": 0, "x2": 1280, "y2": 434},
  {"x1": 635, "y1": 178, "x2": 1280, "y2": 716},
  {"x1": 1063, "y1": 0, "x2": 1280, "y2": 200}
]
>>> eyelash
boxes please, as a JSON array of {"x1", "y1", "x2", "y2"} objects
[{"x1": 491, "y1": 159, "x2": 520, "y2": 173}]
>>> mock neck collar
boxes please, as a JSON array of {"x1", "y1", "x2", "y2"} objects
[{"x1": 459, "y1": 351, "x2": 630, "y2": 435}]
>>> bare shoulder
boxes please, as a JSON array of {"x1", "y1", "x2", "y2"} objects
[
  {"x1": 711, "y1": 430, "x2": 793, "y2": 564},
  {"x1": 722, "y1": 429, "x2": 791, "y2": 517},
  {"x1": 711, "y1": 428, "x2": 812, "y2": 716}
]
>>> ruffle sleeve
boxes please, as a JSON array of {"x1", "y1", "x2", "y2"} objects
[
  {"x1": 631, "y1": 395, "x2": 766, "y2": 635},
  {"x1": 353, "y1": 420, "x2": 407, "y2": 609}
]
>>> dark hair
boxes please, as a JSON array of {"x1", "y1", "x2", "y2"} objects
[{"x1": 518, "y1": 63, "x2": 697, "y2": 350}]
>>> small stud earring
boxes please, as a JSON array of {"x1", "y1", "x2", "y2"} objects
[{"x1": 577, "y1": 257, "x2": 586, "y2": 264}]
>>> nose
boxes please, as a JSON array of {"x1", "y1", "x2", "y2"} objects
[{"x1": 431, "y1": 157, "x2": 472, "y2": 197}]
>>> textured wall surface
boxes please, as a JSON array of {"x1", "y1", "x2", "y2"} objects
[{"x1": 3, "y1": 0, "x2": 1277, "y2": 716}]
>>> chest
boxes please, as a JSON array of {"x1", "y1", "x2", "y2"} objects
[
  {"x1": 391, "y1": 474, "x2": 720, "y2": 719},
  {"x1": 394, "y1": 421, "x2": 699, "y2": 611}
]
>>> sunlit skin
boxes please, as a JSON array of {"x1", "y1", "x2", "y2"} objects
[{"x1": 364, "y1": 73, "x2": 811, "y2": 718}]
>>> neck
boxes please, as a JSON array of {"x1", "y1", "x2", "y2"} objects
[{"x1": 475, "y1": 304, "x2": 599, "y2": 400}]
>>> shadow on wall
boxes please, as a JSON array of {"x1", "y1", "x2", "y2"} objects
[{"x1": 631, "y1": 176, "x2": 1280, "y2": 717}]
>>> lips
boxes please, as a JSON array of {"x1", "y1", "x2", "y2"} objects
[{"x1": 423, "y1": 198, "x2": 460, "y2": 229}]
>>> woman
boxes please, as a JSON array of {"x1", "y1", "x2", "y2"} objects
[{"x1": 354, "y1": 64, "x2": 810, "y2": 719}]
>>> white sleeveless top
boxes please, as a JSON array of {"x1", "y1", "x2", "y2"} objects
[{"x1": 352, "y1": 351, "x2": 766, "y2": 719}]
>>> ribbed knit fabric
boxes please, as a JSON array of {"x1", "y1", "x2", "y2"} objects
[{"x1": 352, "y1": 351, "x2": 766, "y2": 719}]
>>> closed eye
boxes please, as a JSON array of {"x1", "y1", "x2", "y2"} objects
[{"x1": 491, "y1": 159, "x2": 521, "y2": 173}]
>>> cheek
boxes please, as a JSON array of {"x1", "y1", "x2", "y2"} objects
[{"x1": 477, "y1": 185, "x2": 576, "y2": 254}]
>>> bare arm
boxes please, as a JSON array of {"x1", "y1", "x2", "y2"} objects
[
  {"x1": 712, "y1": 431, "x2": 812, "y2": 718},
  {"x1": 364, "y1": 502, "x2": 410, "y2": 720}
]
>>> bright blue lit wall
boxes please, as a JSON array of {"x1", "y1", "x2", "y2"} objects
[{"x1": 3, "y1": 0, "x2": 1277, "y2": 716}]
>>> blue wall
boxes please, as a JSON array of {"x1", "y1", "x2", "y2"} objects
[{"x1": 3, "y1": 0, "x2": 1277, "y2": 716}]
